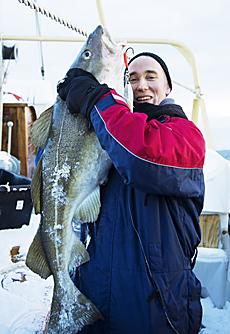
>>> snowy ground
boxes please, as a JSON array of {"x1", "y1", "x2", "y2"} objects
[
  {"x1": 0, "y1": 214, "x2": 53, "y2": 333},
  {"x1": 0, "y1": 214, "x2": 229, "y2": 333}
]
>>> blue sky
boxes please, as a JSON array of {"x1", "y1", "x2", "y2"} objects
[{"x1": 1, "y1": 0, "x2": 230, "y2": 149}]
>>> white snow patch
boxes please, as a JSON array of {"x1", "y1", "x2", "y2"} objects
[
  {"x1": 201, "y1": 297, "x2": 230, "y2": 333},
  {"x1": 0, "y1": 214, "x2": 54, "y2": 333},
  {"x1": 49, "y1": 161, "x2": 71, "y2": 204},
  {"x1": 54, "y1": 162, "x2": 71, "y2": 181},
  {"x1": 51, "y1": 184, "x2": 66, "y2": 204},
  {"x1": 0, "y1": 214, "x2": 229, "y2": 333},
  {"x1": 53, "y1": 224, "x2": 63, "y2": 230}
]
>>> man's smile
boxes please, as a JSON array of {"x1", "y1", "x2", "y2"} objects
[{"x1": 136, "y1": 95, "x2": 153, "y2": 102}]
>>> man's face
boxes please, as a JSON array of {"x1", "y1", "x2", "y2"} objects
[{"x1": 128, "y1": 56, "x2": 171, "y2": 105}]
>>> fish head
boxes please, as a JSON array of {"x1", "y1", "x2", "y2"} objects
[{"x1": 70, "y1": 25, "x2": 126, "y2": 95}]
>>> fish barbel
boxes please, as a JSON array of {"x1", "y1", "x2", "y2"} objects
[{"x1": 26, "y1": 25, "x2": 125, "y2": 333}]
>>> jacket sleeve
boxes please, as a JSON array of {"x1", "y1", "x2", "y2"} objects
[{"x1": 90, "y1": 90, "x2": 205, "y2": 197}]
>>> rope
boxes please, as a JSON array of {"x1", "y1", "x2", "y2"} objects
[
  {"x1": 173, "y1": 80, "x2": 202, "y2": 97},
  {"x1": 17, "y1": 0, "x2": 88, "y2": 37}
]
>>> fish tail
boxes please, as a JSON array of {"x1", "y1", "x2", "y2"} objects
[{"x1": 47, "y1": 276, "x2": 102, "y2": 333}]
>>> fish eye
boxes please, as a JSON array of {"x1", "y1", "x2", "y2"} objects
[{"x1": 82, "y1": 50, "x2": 92, "y2": 59}]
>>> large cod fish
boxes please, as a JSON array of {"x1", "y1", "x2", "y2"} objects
[{"x1": 26, "y1": 25, "x2": 125, "y2": 333}]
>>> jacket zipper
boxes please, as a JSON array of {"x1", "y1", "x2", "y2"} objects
[{"x1": 128, "y1": 197, "x2": 181, "y2": 334}]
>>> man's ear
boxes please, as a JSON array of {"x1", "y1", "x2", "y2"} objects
[{"x1": 165, "y1": 83, "x2": 171, "y2": 96}]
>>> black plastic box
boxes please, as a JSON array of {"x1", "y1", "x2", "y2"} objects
[{"x1": 0, "y1": 169, "x2": 33, "y2": 230}]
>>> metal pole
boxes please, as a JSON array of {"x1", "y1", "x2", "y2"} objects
[
  {"x1": 1, "y1": 34, "x2": 213, "y2": 148},
  {"x1": 1, "y1": 35, "x2": 202, "y2": 93},
  {"x1": 96, "y1": 0, "x2": 107, "y2": 27},
  {"x1": 7, "y1": 121, "x2": 14, "y2": 154},
  {"x1": 1, "y1": 35, "x2": 85, "y2": 42}
]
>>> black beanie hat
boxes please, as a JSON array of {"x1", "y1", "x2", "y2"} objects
[{"x1": 128, "y1": 52, "x2": 172, "y2": 91}]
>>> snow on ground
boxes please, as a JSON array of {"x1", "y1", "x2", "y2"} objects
[
  {"x1": 0, "y1": 214, "x2": 53, "y2": 333},
  {"x1": 0, "y1": 214, "x2": 229, "y2": 333},
  {"x1": 201, "y1": 298, "x2": 230, "y2": 334}
]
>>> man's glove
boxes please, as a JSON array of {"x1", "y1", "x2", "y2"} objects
[{"x1": 57, "y1": 68, "x2": 109, "y2": 120}]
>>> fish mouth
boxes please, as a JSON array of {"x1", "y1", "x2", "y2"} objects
[
  {"x1": 89, "y1": 25, "x2": 118, "y2": 53},
  {"x1": 98, "y1": 26, "x2": 121, "y2": 53}
]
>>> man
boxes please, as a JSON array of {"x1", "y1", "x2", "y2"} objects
[{"x1": 57, "y1": 52, "x2": 205, "y2": 334}]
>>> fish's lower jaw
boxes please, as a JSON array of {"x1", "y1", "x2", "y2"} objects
[{"x1": 47, "y1": 288, "x2": 102, "y2": 333}]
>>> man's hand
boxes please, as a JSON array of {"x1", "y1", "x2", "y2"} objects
[{"x1": 57, "y1": 68, "x2": 109, "y2": 120}]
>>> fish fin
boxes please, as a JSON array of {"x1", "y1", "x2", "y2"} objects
[
  {"x1": 26, "y1": 225, "x2": 52, "y2": 279},
  {"x1": 31, "y1": 105, "x2": 53, "y2": 148},
  {"x1": 74, "y1": 186, "x2": 100, "y2": 223},
  {"x1": 69, "y1": 238, "x2": 90, "y2": 270},
  {"x1": 31, "y1": 157, "x2": 42, "y2": 214}
]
